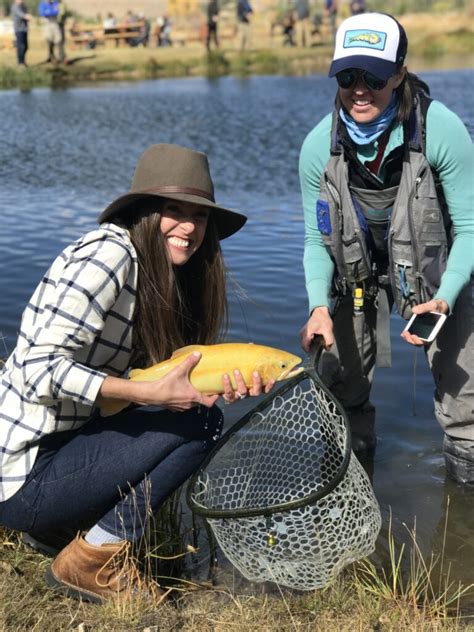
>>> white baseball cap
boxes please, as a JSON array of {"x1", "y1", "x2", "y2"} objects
[{"x1": 329, "y1": 13, "x2": 408, "y2": 80}]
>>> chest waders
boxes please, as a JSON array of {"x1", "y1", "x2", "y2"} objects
[{"x1": 316, "y1": 93, "x2": 449, "y2": 367}]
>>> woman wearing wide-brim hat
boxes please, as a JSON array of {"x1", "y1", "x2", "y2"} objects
[
  {"x1": 0, "y1": 144, "x2": 274, "y2": 603},
  {"x1": 299, "y1": 13, "x2": 473, "y2": 483}
]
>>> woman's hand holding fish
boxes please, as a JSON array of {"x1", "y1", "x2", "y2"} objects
[
  {"x1": 221, "y1": 369, "x2": 275, "y2": 404},
  {"x1": 300, "y1": 306, "x2": 334, "y2": 352},
  {"x1": 100, "y1": 352, "x2": 219, "y2": 413},
  {"x1": 139, "y1": 352, "x2": 220, "y2": 412}
]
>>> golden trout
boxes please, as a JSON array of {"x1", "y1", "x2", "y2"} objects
[{"x1": 100, "y1": 343, "x2": 303, "y2": 417}]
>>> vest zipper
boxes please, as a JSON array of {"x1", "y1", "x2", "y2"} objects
[{"x1": 407, "y1": 169, "x2": 425, "y2": 302}]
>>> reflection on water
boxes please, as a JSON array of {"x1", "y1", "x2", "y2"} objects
[{"x1": 0, "y1": 70, "x2": 472, "y2": 602}]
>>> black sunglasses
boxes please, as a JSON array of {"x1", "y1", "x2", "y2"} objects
[{"x1": 336, "y1": 69, "x2": 388, "y2": 91}]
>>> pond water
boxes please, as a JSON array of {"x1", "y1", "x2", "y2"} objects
[{"x1": 0, "y1": 70, "x2": 472, "y2": 602}]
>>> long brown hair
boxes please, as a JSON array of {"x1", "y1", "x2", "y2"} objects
[{"x1": 116, "y1": 200, "x2": 228, "y2": 368}]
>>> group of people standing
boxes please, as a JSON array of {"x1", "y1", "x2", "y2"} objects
[
  {"x1": 205, "y1": 0, "x2": 253, "y2": 53},
  {"x1": 281, "y1": 0, "x2": 367, "y2": 48},
  {"x1": 11, "y1": 0, "x2": 69, "y2": 66},
  {"x1": 0, "y1": 9, "x2": 472, "y2": 610}
]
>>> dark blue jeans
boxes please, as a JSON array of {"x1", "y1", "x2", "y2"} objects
[
  {"x1": 0, "y1": 405, "x2": 223, "y2": 541},
  {"x1": 15, "y1": 31, "x2": 28, "y2": 65}
]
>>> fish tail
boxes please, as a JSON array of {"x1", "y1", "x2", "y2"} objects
[{"x1": 99, "y1": 398, "x2": 129, "y2": 417}]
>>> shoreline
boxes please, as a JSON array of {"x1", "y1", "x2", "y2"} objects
[{"x1": 1, "y1": 47, "x2": 473, "y2": 91}]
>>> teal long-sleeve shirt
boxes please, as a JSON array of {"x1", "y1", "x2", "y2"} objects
[{"x1": 299, "y1": 100, "x2": 474, "y2": 313}]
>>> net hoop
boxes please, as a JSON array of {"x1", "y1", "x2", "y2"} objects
[{"x1": 186, "y1": 354, "x2": 352, "y2": 520}]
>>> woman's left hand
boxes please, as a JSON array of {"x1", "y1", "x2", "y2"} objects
[
  {"x1": 221, "y1": 369, "x2": 275, "y2": 404},
  {"x1": 400, "y1": 298, "x2": 448, "y2": 347}
]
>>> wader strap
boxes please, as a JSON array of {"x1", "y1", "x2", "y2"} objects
[
  {"x1": 376, "y1": 283, "x2": 392, "y2": 368},
  {"x1": 330, "y1": 111, "x2": 343, "y2": 156}
]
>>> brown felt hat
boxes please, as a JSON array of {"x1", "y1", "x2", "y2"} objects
[{"x1": 98, "y1": 144, "x2": 247, "y2": 240}]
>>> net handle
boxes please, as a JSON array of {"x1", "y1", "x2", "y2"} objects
[
  {"x1": 186, "y1": 338, "x2": 352, "y2": 519},
  {"x1": 306, "y1": 334, "x2": 325, "y2": 371}
]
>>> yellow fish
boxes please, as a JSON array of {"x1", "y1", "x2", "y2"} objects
[{"x1": 100, "y1": 343, "x2": 303, "y2": 417}]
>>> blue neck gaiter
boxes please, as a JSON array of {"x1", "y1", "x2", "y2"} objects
[{"x1": 339, "y1": 93, "x2": 398, "y2": 146}]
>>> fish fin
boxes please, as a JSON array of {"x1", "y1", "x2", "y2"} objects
[{"x1": 170, "y1": 345, "x2": 204, "y2": 358}]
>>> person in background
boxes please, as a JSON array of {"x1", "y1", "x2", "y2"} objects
[
  {"x1": 236, "y1": 0, "x2": 253, "y2": 52},
  {"x1": 299, "y1": 13, "x2": 473, "y2": 485},
  {"x1": 206, "y1": 0, "x2": 219, "y2": 52},
  {"x1": 350, "y1": 0, "x2": 366, "y2": 15},
  {"x1": 311, "y1": 11, "x2": 323, "y2": 43},
  {"x1": 38, "y1": 0, "x2": 62, "y2": 63},
  {"x1": 103, "y1": 12, "x2": 119, "y2": 47},
  {"x1": 0, "y1": 144, "x2": 275, "y2": 604},
  {"x1": 324, "y1": 0, "x2": 337, "y2": 41},
  {"x1": 124, "y1": 9, "x2": 140, "y2": 46},
  {"x1": 155, "y1": 15, "x2": 164, "y2": 46},
  {"x1": 294, "y1": 0, "x2": 310, "y2": 47},
  {"x1": 156, "y1": 15, "x2": 172, "y2": 47},
  {"x1": 129, "y1": 12, "x2": 150, "y2": 47},
  {"x1": 10, "y1": 0, "x2": 32, "y2": 66},
  {"x1": 124, "y1": 9, "x2": 139, "y2": 24},
  {"x1": 282, "y1": 9, "x2": 296, "y2": 47},
  {"x1": 57, "y1": 0, "x2": 69, "y2": 63}
]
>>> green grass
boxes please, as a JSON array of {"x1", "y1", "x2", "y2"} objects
[
  {"x1": 1, "y1": 494, "x2": 473, "y2": 631},
  {"x1": 0, "y1": 50, "x2": 327, "y2": 89}
]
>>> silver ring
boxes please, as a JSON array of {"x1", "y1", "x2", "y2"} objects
[{"x1": 237, "y1": 392, "x2": 247, "y2": 399}]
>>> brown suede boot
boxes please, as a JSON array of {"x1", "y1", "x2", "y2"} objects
[{"x1": 45, "y1": 533, "x2": 167, "y2": 604}]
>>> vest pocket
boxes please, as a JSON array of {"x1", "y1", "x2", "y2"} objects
[
  {"x1": 419, "y1": 207, "x2": 447, "y2": 237},
  {"x1": 316, "y1": 199, "x2": 332, "y2": 235},
  {"x1": 342, "y1": 237, "x2": 371, "y2": 283},
  {"x1": 420, "y1": 243, "x2": 447, "y2": 297}
]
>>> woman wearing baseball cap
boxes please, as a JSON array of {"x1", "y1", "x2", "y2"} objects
[
  {"x1": 299, "y1": 13, "x2": 473, "y2": 483},
  {"x1": 0, "y1": 144, "x2": 275, "y2": 603}
]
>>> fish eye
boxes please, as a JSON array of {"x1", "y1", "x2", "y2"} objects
[{"x1": 280, "y1": 362, "x2": 287, "y2": 368}]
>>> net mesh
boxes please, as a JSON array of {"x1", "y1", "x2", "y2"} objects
[{"x1": 188, "y1": 373, "x2": 381, "y2": 591}]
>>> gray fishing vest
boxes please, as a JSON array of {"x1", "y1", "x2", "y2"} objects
[{"x1": 317, "y1": 98, "x2": 449, "y2": 321}]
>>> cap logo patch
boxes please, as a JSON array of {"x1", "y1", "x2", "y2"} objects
[{"x1": 343, "y1": 29, "x2": 387, "y2": 51}]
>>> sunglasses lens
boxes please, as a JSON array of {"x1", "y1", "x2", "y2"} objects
[
  {"x1": 336, "y1": 70, "x2": 357, "y2": 89},
  {"x1": 336, "y1": 69, "x2": 388, "y2": 91},
  {"x1": 364, "y1": 72, "x2": 387, "y2": 91}
]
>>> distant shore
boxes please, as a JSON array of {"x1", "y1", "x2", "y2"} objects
[{"x1": 0, "y1": 11, "x2": 472, "y2": 90}]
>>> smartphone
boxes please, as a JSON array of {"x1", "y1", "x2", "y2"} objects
[{"x1": 403, "y1": 311, "x2": 447, "y2": 343}]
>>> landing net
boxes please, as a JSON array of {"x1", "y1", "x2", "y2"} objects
[{"x1": 187, "y1": 358, "x2": 381, "y2": 591}]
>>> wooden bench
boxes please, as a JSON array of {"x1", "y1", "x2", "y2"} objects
[
  {"x1": 0, "y1": 19, "x2": 15, "y2": 49},
  {"x1": 69, "y1": 21, "x2": 147, "y2": 49}
]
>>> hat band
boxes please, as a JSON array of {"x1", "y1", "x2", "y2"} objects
[{"x1": 142, "y1": 185, "x2": 215, "y2": 202}]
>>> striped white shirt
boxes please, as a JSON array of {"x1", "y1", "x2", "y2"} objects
[{"x1": 0, "y1": 224, "x2": 138, "y2": 501}]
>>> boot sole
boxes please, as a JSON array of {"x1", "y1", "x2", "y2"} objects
[
  {"x1": 22, "y1": 533, "x2": 60, "y2": 557},
  {"x1": 45, "y1": 566, "x2": 105, "y2": 604}
]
